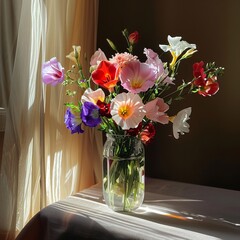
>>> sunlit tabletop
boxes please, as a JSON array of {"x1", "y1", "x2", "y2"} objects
[{"x1": 16, "y1": 178, "x2": 240, "y2": 240}]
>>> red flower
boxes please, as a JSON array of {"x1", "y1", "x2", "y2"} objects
[
  {"x1": 198, "y1": 77, "x2": 219, "y2": 97},
  {"x1": 127, "y1": 122, "x2": 143, "y2": 136},
  {"x1": 128, "y1": 31, "x2": 139, "y2": 45},
  {"x1": 92, "y1": 61, "x2": 118, "y2": 90},
  {"x1": 193, "y1": 61, "x2": 206, "y2": 79},
  {"x1": 127, "y1": 122, "x2": 156, "y2": 144},
  {"x1": 193, "y1": 61, "x2": 206, "y2": 86},
  {"x1": 192, "y1": 61, "x2": 220, "y2": 96},
  {"x1": 96, "y1": 100, "x2": 111, "y2": 118},
  {"x1": 140, "y1": 123, "x2": 156, "y2": 144}
]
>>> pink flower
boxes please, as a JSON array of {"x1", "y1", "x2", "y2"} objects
[
  {"x1": 120, "y1": 61, "x2": 157, "y2": 93},
  {"x1": 42, "y1": 57, "x2": 64, "y2": 86},
  {"x1": 145, "y1": 98, "x2": 169, "y2": 124},
  {"x1": 144, "y1": 48, "x2": 173, "y2": 84},
  {"x1": 110, "y1": 52, "x2": 138, "y2": 69},
  {"x1": 110, "y1": 92, "x2": 146, "y2": 130},
  {"x1": 90, "y1": 48, "x2": 107, "y2": 67}
]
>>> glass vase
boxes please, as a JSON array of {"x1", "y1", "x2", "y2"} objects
[{"x1": 102, "y1": 134, "x2": 145, "y2": 212}]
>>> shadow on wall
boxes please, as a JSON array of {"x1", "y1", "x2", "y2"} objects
[{"x1": 97, "y1": 0, "x2": 240, "y2": 190}]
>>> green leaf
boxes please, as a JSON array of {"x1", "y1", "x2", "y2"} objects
[
  {"x1": 167, "y1": 98, "x2": 172, "y2": 105},
  {"x1": 174, "y1": 96, "x2": 184, "y2": 101},
  {"x1": 127, "y1": 45, "x2": 133, "y2": 53},
  {"x1": 64, "y1": 102, "x2": 80, "y2": 112},
  {"x1": 122, "y1": 28, "x2": 129, "y2": 38},
  {"x1": 106, "y1": 38, "x2": 118, "y2": 52}
]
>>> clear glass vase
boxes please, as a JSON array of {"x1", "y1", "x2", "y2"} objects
[{"x1": 102, "y1": 134, "x2": 145, "y2": 212}]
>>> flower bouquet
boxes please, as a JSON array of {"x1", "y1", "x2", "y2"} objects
[{"x1": 42, "y1": 29, "x2": 224, "y2": 211}]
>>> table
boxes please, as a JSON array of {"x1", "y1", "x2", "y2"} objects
[{"x1": 16, "y1": 178, "x2": 240, "y2": 240}]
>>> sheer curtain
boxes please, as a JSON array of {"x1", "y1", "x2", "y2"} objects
[{"x1": 0, "y1": 0, "x2": 102, "y2": 239}]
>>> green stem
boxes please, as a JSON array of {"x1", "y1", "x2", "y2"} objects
[
  {"x1": 123, "y1": 162, "x2": 128, "y2": 211},
  {"x1": 162, "y1": 81, "x2": 192, "y2": 100}
]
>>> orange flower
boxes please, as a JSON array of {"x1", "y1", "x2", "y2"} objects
[{"x1": 92, "y1": 61, "x2": 118, "y2": 90}]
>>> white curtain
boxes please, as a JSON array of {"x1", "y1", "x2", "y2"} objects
[{"x1": 0, "y1": 0, "x2": 102, "y2": 239}]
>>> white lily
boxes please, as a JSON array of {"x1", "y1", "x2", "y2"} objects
[
  {"x1": 160, "y1": 35, "x2": 196, "y2": 57},
  {"x1": 170, "y1": 107, "x2": 192, "y2": 139},
  {"x1": 160, "y1": 36, "x2": 196, "y2": 70}
]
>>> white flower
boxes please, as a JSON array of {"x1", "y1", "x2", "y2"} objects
[
  {"x1": 159, "y1": 35, "x2": 196, "y2": 57},
  {"x1": 110, "y1": 92, "x2": 146, "y2": 130},
  {"x1": 81, "y1": 88, "x2": 105, "y2": 104},
  {"x1": 172, "y1": 107, "x2": 192, "y2": 139}
]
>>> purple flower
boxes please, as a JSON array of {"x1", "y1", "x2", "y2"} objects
[
  {"x1": 64, "y1": 108, "x2": 84, "y2": 134},
  {"x1": 81, "y1": 102, "x2": 101, "y2": 127},
  {"x1": 42, "y1": 57, "x2": 64, "y2": 86}
]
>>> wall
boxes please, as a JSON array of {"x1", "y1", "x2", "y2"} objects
[
  {"x1": 0, "y1": 108, "x2": 5, "y2": 167},
  {"x1": 0, "y1": 132, "x2": 3, "y2": 166},
  {"x1": 97, "y1": 0, "x2": 240, "y2": 190}
]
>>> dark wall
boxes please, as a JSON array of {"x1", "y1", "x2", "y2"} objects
[
  {"x1": 97, "y1": 0, "x2": 240, "y2": 190},
  {"x1": 0, "y1": 132, "x2": 3, "y2": 167}
]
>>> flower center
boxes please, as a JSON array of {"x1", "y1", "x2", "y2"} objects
[
  {"x1": 105, "y1": 73, "x2": 112, "y2": 82},
  {"x1": 131, "y1": 79, "x2": 143, "y2": 89},
  {"x1": 118, "y1": 105, "x2": 133, "y2": 119},
  {"x1": 90, "y1": 108, "x2": 99, "y2": 119},
  {"x1": 51, "y1": 64, "x2": 62, "y2": 78}
]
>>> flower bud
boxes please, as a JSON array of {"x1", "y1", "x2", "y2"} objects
[{"x1": 128, "y1": 31, "x2": 139, "y2": 44}]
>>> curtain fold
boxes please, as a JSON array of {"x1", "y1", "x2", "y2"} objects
[{"x1": 0, "y1": 0, "x2": 101, "y2": 239}]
